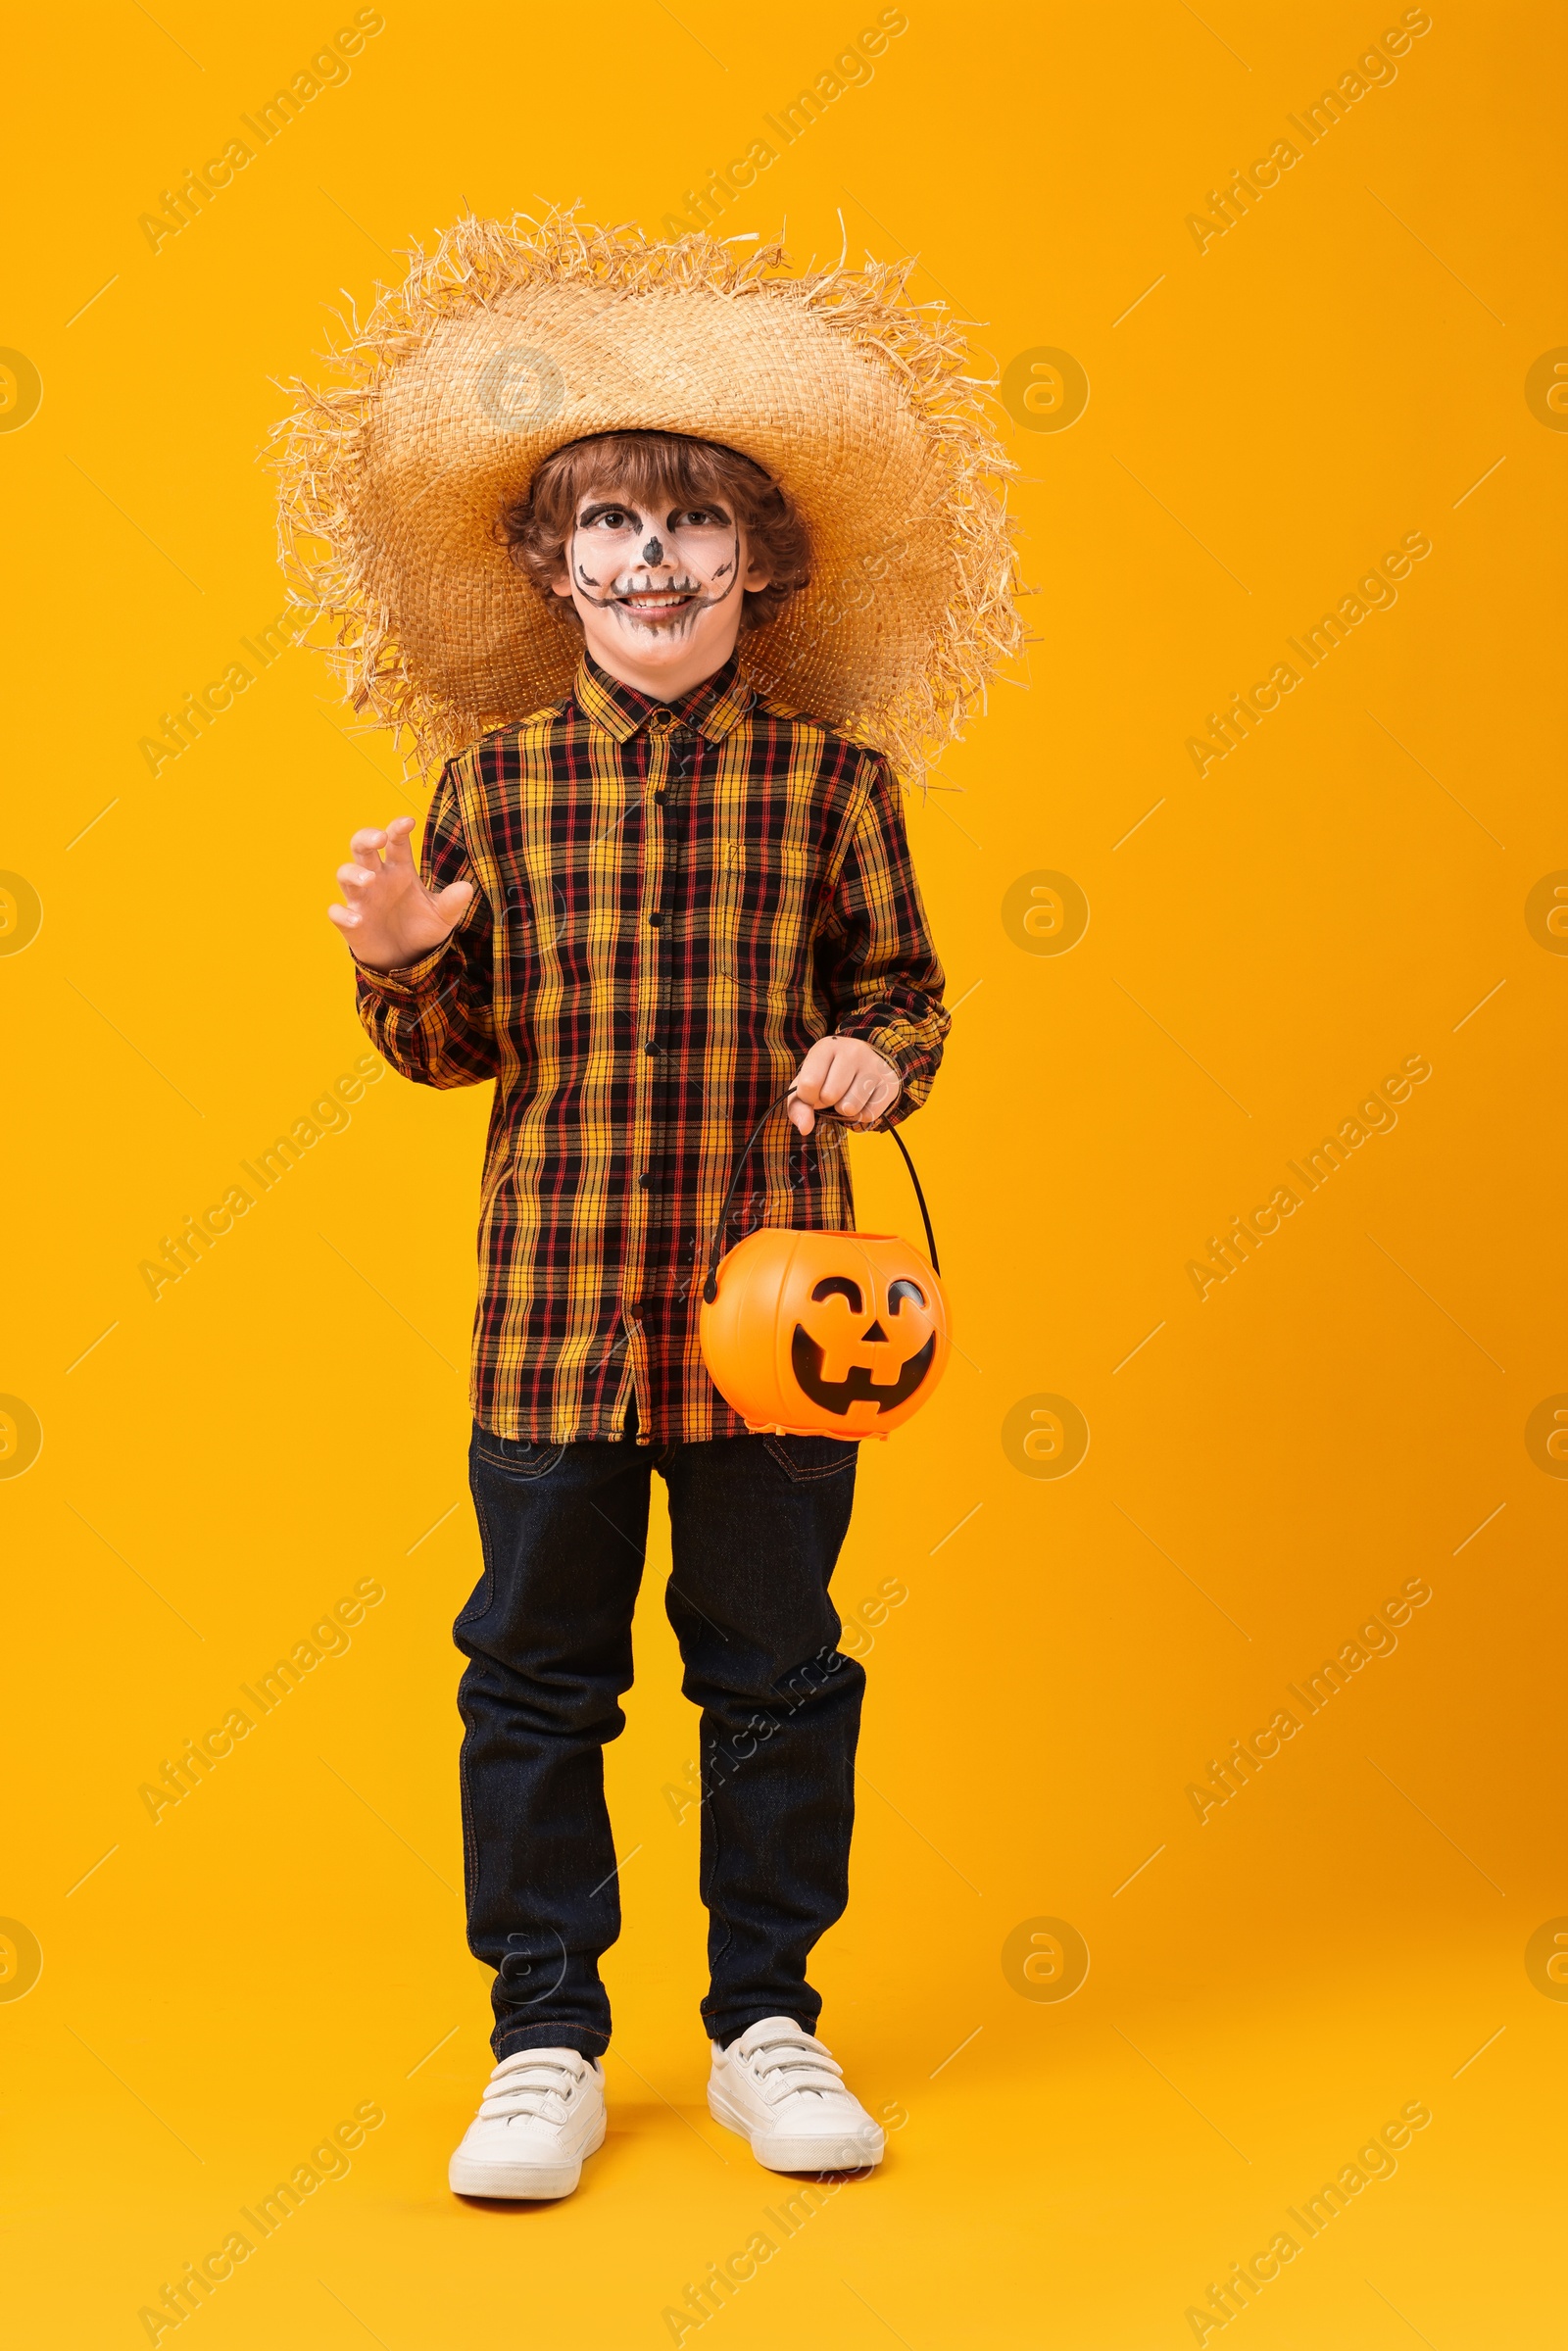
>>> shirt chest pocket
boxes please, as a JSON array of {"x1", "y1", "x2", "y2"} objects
[{"x1": 700, "y1": 838, "x2": 816, "y2": 985}]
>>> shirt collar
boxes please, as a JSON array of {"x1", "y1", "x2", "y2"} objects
[{"x1": 572, "y1": 652, "x2": 753, "y2": 746}]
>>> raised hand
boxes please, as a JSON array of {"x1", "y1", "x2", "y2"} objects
[
  {"x1": 328, "y1": 816, "x2": 474, "y2": 971},
  {"x1": 788, "y1": 1035, "x2": 901, "y2": 1135}
]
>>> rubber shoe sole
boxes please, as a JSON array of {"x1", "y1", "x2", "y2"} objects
[
  {"x1": 708, "y1": 2084, "x2": 883, "y2": 2174},
  {"x1": 448, "y1": 2113, "x2": 606, "y2": 2200}
]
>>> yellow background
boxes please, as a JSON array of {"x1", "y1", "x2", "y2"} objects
[{"x1": 5, "y1": 3, "x2": 1565, "y2": 2342}]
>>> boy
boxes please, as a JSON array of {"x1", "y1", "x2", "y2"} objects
[{"x1": 287, "y1": 210, "x2": 1017, "y2": 2199}]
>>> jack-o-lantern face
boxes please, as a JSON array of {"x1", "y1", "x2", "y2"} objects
[
  {"x1": 699, "y1": 1229, "x2": 950, "y2": 1440},
  {"x1": 791, "y1": 1272, "x2": 939, "y2": 1415}
]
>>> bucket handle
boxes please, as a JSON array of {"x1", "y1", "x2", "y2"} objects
[{"x1": 701, "y1": 1084, "x2": 941, "y2": 1305}]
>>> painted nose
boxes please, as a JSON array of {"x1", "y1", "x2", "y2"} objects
[{"x1": 859, "y1": 1320, "x2": 889, "y2": 1343}]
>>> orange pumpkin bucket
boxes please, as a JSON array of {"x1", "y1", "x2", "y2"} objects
[{"x1": 699, "y1": 1088, "x2": 951, "y2": 1440}]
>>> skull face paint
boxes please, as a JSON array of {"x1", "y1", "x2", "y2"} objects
[
  {"x1": 569, "y1": 498, "x2": 741, "y2": 627},
  {"x1": 551, "y1": 486, "x2": 770, "y2": 699}
]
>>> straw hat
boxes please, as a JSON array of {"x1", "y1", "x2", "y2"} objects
[{"x1": 274, "y1": 208, "x2": 1022, "y2": 782}]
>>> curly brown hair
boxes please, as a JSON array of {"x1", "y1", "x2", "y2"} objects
[{"x1": 497, "y1": 430, "x2": 812, "y2": 634}]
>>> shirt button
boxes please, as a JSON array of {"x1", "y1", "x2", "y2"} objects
[
  {"x1": 637, "y1": 1172, "x2": 653, "y2": 1189},
  {"x1": 654, "y1": 788, "x2": 668, "y2": 804},
  {"x1": 648, "y1": 911, "x2": 663, "y2": 928},
  {"x1": 644, "y1": 1039, "x2": 660, "y2": 1055}
]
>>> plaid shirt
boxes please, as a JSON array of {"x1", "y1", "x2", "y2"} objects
[{"x1": 355, "y1": 653, "x2": 949, "y2": 1443}]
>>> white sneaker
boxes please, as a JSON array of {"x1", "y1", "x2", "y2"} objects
[
  {"x1": 448, "y1": 2048, "x2": 606, "y2": 2199},
  {"x1": 708, "y1": 2018, "x2": 885, "y2": 2173}
]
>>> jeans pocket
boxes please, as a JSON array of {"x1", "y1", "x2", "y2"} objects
[
  {"x1": 472, "y1": 1432, "x2": 567, "y2": 1481},
  {"x1": 762, "y1": 1433, "x2": 859, "y2": 1483}
]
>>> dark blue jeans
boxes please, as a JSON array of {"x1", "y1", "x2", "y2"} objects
[{"x1": 456, "y1": 1419, "x2": 864, "y2": 2059}]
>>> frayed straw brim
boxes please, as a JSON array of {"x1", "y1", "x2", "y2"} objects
[{"x1": 272, "y1": 208, "x2": 1023, "y2": 783}]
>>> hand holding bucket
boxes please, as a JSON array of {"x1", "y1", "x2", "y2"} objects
[{"x1": 698, "y1": 1087, "x2": 951, "y2": 1440}]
